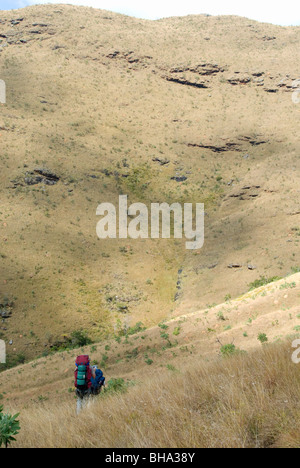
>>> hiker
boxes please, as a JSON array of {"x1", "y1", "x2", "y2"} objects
[
  {"x1": 90, "y1": 365, "x2": 106, "y2": 396},
  {"x1": 74, "y1": 355, "x2": 95, "y2": 414}
]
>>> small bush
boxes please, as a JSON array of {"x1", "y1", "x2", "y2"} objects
[
  {"x1": 258, "y1": 333, "x2": 268, "y2": 344},
  {"x1": 249, "y1": 276, "x2": 282, "y2": 291},
  {"x1": 50, "y1": 330, "x2": 93, "y2": 353},
  {"x1": 0, "y1": 405, "x2": 20, "y2": 448},
  {"x1": 126, "y1": 322, "x2": 146, "y2": 336},
  {"x1": 105, "y1": 378, "x2": 134, "y2": 395},
  {"x1": 220, "y1": 344, "x2": 237, "y2": 357},
  {"x1": 70, "y1": 330, "x2": 93, "y2": 348}
]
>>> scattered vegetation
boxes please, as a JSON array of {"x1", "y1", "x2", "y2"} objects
[
  {"x1": 258, "y1": 333, "x2": 268, "y2": 344},
  {"x1": 104, "y1": 378, "x2": 134, "y2": 396},
  {"x1": 50, "y1": 330, "x2": 93, "y2": 352},
  {"x1": 220, "y1": 343, "x2": 239, "y2": 357},
  {"x1": 249, "y1": 276, "x2": 282, "y2": 291},
  {"x1": 11, "y1": 342, "x2": 300, "y2": 448}
]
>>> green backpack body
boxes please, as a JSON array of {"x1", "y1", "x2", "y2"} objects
[{"x1": 77, "y1": 365, "x2": 87, "y2": 387}]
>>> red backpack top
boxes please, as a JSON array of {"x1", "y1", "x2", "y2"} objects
[{"x1": 74, "y1": 355, "x2": 92, "y2": 389}]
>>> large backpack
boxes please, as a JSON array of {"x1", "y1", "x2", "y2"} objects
[
  {"x1": 75, "y1": 355, "x2": 92, "y2": 390},
  {"x1": 91, "y1": 369, "x2": 105, "y2": 389}
]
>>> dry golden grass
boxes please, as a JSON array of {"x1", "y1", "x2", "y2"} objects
[
  {"x1": 9, "y1": 341, "x2": 300, "y2": 448},
  {"x1": 0, "y1": 4, "x2": 300, "y2": 448},
  {"x1": 0, "y1": 273, "x2": 299, "y2": 412}
]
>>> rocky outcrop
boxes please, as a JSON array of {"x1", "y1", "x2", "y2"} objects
[
  {"x1": 224, "y1": 69, "x2": 296, "y2": 94},
  {"x1": 227, "y1": 75, "x2": 251, "y2": 85},
  {"x1": 187, "y1": 142, "x2": 242, "y2": 152},
  {"x1": 171, "y1": 175, "x2": 188, "y2": 182},
  {"x1": 238, "y1": 135, "x2": 268, "y2": 146},
  {"x1": 226, "y1": 185, "x2": 262, "y2": 201},
  {"x1": 252, "y1": 71, "x2": 264, "y2": 77},
  {"x1": 169, "y1": 63, "x2": 225, "y2": 76},
  {"x1": 159, "y1": 62, "x2": 227, "y2": 89},
  {"x1": 186, "y1": 135, "x2": 269, "y2": 153},
  {"x1": 152, "y1": 157, "x2": 170, "y2": 166},
  {"x1": 11, "y1": 168, "x2": 60, "y2": 188},
  {"x1": 163, "y1": 75, "x2": 209, "y2": 89},
  {"x1": 162, "y1": 63, "x2": 225, "y2": 89},
  {"x1": 262, "y1": 35, "x2": 276, "y2": 41},
  {"x1": 276, "y1": 78, "x2": 296, "y2": 92},
  {"x1": 0, "y1": 300, "x2": 13, "y2": 320},
  {"x1": 227, "y1": 263, "x2": 257, "y2": 269},
  {"x1": 0, "y1": 17, "x2": 56, "y2": 48},
  {"x1": 34, "y1": 168, "x2": 60, "y2": 182},
  {"x1": 106, "y1": 50, "x2": 153, "y2": 68}
]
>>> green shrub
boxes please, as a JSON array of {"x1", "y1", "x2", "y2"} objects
[
  {"x1": 126, "y1": 322, "x2": 146, "y2": 336},
  {"x1": 158, "y1": 323, "x2": 169, "y2": 330},
  {"x1": 166, "y1": 364, "x2": 178, "y2": 372},
  {"x1": 50, "y1": 330, "x2": 93, "y2": 353},
  {"x1": 220, "y1": 344, "x2": 237, "y2": 357},
  {"x1": 70, "y1": 330, "x2": 93, "y2": 348},
  {"x1": 105, "y1": 378, "x2": 132, "y2": 395},
  {"x1": 258, "y1": 333, "x2": 268, "y2": 344},
  {"x1": 0, "y1": 405, "x2": 20, "y2": 448},
  {"x1": 249, "y1": 276, "x2": 282, "y2": 291}
]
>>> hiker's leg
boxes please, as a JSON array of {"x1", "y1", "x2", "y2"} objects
[
  {"x1": 83, "y1": 389, "x2": 91, "y2": 409},
  {"x1": 76, "y1": 398, "x2": 82, "y2": 415}
]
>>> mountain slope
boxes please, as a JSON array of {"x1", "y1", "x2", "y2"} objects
[
  {"x1": 1, "y1": 272, "x2": 299, "y2": 407},
  {"x1": 1, "y1": 274, "x2": 300, "y2": 448},
  {"x1": 0, "y1": 4, "x2": 299, "y2": 365}
]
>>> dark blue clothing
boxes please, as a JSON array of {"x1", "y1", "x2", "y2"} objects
[{"x1": 91, "y1": 369, "x2": 105, "y2": 389}]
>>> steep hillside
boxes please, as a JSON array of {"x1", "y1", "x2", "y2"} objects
[
  {"x1": 1, "y1": 274, "x2": 300, "y2": 447},
  {"x1": 8, "y1": 342, "x2": 300, "y2": 448},
  {"x1": 1, "y1": 273, "x2": 299, "y2": 407},
  {"x1": 0, "y1": 4, "x2": 299, "y2": 366}
]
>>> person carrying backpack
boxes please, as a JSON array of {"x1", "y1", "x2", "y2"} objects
[
  {"x1": 90, "y1": 365, "x2": 106, "y2": 396},
  {"x1": 74, "y1": 355, "x2": 95, "y2": 414}
]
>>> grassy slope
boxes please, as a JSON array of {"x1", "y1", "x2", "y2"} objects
[
  {"x1": 0, "y1": 5, "x2": 299, "y2": 361},
  {"x1": 1, "y1": 273, "x2": 299, "y2": 400},
  {"x1": 1, "y1": 274, "x2": 300, "y2": 448},
  {"x1": 9, "y1": 343, "x2": 300, "y2": 448}
]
